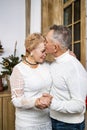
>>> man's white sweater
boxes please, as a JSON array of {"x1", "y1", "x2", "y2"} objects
[{"x1": 50, "y1": 50, "x2": 87, "y2": 123}]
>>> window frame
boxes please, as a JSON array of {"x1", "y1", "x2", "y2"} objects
[{"x1": 63, "y1": 0, "x2": 86, "y2": 67}]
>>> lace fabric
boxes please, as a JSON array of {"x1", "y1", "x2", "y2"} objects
[
  {"x1": 10, "y1": 67, "x2": 24, "y2": 96},
  {"x1": 10, "y1": 67, "x2": 35, "y2": 109}
]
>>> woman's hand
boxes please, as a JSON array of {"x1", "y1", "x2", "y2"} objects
[
  {"x1": 35, "y1": 94, "x2": 53, "y2": 109},
  {"x1": 69, "y1": 50, "x2": 76, "y2": 57}
]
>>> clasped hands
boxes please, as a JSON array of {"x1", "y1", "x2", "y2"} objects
[{"x1": 35, "y1": 93, "x2": 53, "y2": 109}]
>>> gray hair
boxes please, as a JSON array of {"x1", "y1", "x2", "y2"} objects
[{"x1": 49, "y1": 25, "x2": 72, "y2": 49}]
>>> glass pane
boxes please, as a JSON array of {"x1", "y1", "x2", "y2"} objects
[
  {"x1": 69, "y1": 44, "x2": 72, "y2": 51},
  {"x1": 74, "y1": 43, "x2": 80, "y2": 60},
  {"x1": 68, "y1": 26, "x2": 72, "y2": 50},
  {"x1": 64, "y1": 5, "x2": 72, "y2": 25},
  {"x1": 74, "y1": 23, "x2": 80, "y2": 41},
  {"x1": 74, "y1": 0, "x2": 80, "y2": 22},
  {"x1": 63, "y1": 0, "x2": 69, "y2": 3},
  {"x1": 68, "y1": 26, "x2": 72, "y2": 33}
]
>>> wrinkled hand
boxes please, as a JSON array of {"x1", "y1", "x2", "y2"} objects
[
  {"x1": 35, "y1": 98, "x2": 47, "y2": 109},
  {"x1": 35, "y1": 93, "x2": 53, "y2": 109}
]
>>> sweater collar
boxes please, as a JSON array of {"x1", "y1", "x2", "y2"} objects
[{"x1": 55, "y1": 50, "x2": 69, "y2": 63}]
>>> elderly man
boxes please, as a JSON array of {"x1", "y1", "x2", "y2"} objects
[{"x1": 42, "y1": 25, "x2": 87, "y2": 130}]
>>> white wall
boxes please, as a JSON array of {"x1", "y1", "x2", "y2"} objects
[
  {"x1": 30, "y1": 0, "x2": 41, "y2": 33},
  {"x1": 0, "y1": 0, "x2": 25, "y2": 73}
]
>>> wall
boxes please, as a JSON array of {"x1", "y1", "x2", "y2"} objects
[
  {"x1": 30, "y1": 0, "x2": 41, "y2": 33},
  {"x1": 0, "y1": 0, "x2": 25, "y2": 74}
]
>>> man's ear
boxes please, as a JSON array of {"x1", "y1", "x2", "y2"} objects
[{"x1": 54, "y1": 44, "x2": 59, "y2": 53}]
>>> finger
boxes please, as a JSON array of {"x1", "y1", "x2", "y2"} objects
[
  {"x1": 42, "y1": 93, "x2": 51, "y2": 97},
  {"x1": 40, "y1": 99, "x2": 51, "y2": 107},
  {"x1": 42, "y1": 93, "x2": 53, "y2": 98}
]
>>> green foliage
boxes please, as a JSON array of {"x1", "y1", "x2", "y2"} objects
[{"x1": 0, "y1": 55, "x2": 20, "y2": 75}]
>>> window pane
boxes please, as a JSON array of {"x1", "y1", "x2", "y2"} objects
[
  {"x1": 63, "y1": 0, "x2": 69, "y2": 3},
  {"x1": 74, "y1": 23, "x2": 80, "y2": 41},
  {"x1": 68, "y1": 26, "x2": 72, "y2": 33},
  {"x1": 68, "y1": 26, "x2": 72, "y2": 50},
  {"x1": 64, "y1": 5, "x2": 72, "y2": 25},
  {"x1": 74, "y1": 0, "x2": 80, "y2": 22},
  {"x1": 69, "y1": 44, "x2": 72, "y2": 51},
  {"x1": 74, "y1": 43, "x2": 80, "y2": 60}
]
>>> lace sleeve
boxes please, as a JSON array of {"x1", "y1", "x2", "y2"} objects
[{"x1": 10, "y1": 66, "x2": 36, "y2": 109}]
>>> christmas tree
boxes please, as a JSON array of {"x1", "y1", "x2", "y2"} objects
[{"x1": 0, "y1": 41, "x2": 21, "y2": 75}]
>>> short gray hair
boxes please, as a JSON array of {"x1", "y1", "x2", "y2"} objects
[{"x1": 49, "y1": 25, "x2": 72, "y2": 49}]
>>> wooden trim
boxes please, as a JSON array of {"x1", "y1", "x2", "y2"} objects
[
  {"x1": 3, "y1": 97, "x2": 15, "y2": 130},
  {"x1": 41, "y1": 0, "x2": 63, "y2": 34},
  {"x1": 81, "y1": 0, "x2": 86, "y2": 67},
  {"x1": 41, "y1": 0, "x2": 49, "y2": 34},
  {"x1": 0, "y1": 98, "x2": 2, "y2": 130},
  {"x1": 74, "y1": 41, "x2": 81, "y2": 44},
  {"x1": 25, "y1": 0, "x2": 31, "y2": 37},
  {"x1": 72, "y1": 2, "x2": 74, "y2": 51},
  {"x1": 63, "y1": 0, "x2": 74, "y2": 8},
  {"x1": 0, "y1": 90, "x2": 11, "y2": 97}
]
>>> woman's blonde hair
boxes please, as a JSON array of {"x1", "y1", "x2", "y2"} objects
[{"x1": 25, "y1": 33, "x2": 46, "y2": 56}]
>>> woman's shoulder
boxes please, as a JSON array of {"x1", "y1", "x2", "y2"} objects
[{"x1": 13, "y1": 61, "x2": 24, "y2": 70}]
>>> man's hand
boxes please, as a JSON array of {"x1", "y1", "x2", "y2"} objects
[{"x1": 35, "y1": 98, "x2": 47, "y2": 109}]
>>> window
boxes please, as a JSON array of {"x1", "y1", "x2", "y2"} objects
[{"x1": 63, "y1": 0, "x2": 86, "y2": 67}]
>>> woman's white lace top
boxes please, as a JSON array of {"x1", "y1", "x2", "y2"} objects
[{"x1": 10, "y1": 62, "x2": 52, "y2": 128}]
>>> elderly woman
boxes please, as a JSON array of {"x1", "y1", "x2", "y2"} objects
[{"x1": 10, "y1": 33, "x2": 53, "y2": 130}]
